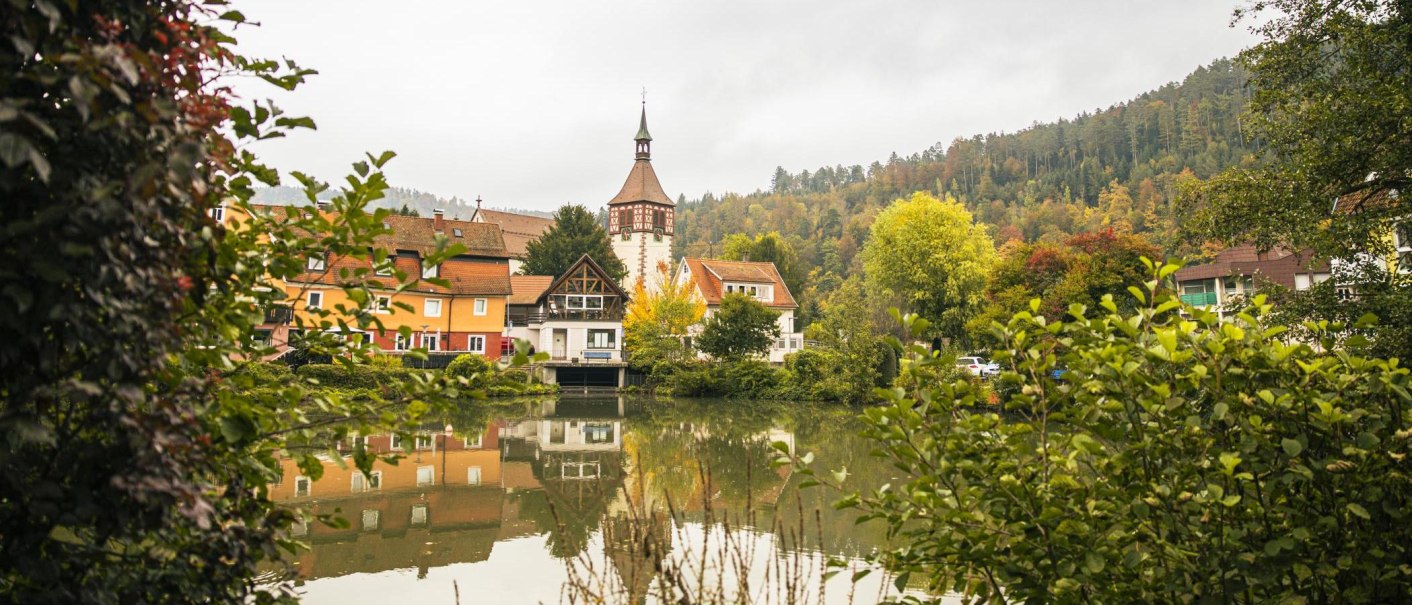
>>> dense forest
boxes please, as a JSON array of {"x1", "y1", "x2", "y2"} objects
[{"x1": 673, "y1": 59, "x2": 1256, "y2": 288}]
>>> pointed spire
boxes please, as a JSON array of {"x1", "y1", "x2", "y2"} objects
[{"x1": 635, "y1": 105, "x2": 653, "y2": 142}]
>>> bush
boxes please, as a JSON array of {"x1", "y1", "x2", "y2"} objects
[
  {"x1": 295, "y1": 363, "x2": 417, "y2": 390},
  {"x1": 445, "y1": 353, "x2": 495, "y2": 387},
  {"x1": 720, "y1": 360, "x2": 781, "y2": 397},
  {"x1": 821, "y1": 270, "x2": 1412, "y2": 603},
  {"x1": 782, "y1": 349, "x2": 832, "y2": 385}
]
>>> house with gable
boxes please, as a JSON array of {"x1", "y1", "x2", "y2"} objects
[
  {"x1": 504, "y1": 254, "x2": 630, "y2": 387},
  {"x1": 676, "y1": 258, "x2": 804, "y2": 364}
]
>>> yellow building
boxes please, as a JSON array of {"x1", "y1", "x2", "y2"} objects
[{"x1": 225, "y1": 204, "x2": 513, "y2": 358}]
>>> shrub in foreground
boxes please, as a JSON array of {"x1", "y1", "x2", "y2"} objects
[{"x1": 795, "y1": 263, "x2": 1412, "y2": 603}]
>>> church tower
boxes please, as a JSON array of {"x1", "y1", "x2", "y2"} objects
[{"x1": 607, "y1": 104, "x2": 675, "y2": 292}]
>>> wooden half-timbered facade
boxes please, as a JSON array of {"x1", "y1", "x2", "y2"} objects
[{"x1": 505, "y1": 254, "x2": 630, "y2": 387}]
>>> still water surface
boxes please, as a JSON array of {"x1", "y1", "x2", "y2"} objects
[{"x1": 270, "y1": 395, "x2": 917, "y2": 604}]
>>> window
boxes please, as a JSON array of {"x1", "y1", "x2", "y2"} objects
[
  {"x1": 587, "y1": 329, "x2": 616, "y2": 349},
  {"x1": 394, "y1": 333, "x2": 410, "y2": 351},
  {"x1": 306, "y1": 255, "x2": 325, "y2": 271},
  {"x1": 453, "y1": 228, "x2": 463, "y2": 237},
  {"x1": 1397, "y1": 222, "x2": 1412, "y2": 250},
  {"x1": 352, "y1": 470, "x2": 382, "y2": 493},
  {"x1": 294, "y1": 476, "x2": 311, "y2": 498},
  {"x1": 416, "y1": 465, "x2": 434, "y2": 487},
  {"x1": 561, "y1": 461, "x2": 600, "y2": 479},
  {"x1": 467, "y1": 335, "x2": 485, "y2": 353},
  {"x1": 420, "y1": 333, "x2": 439, "y2": 351},
  {"x1": 474, "y1": 298, "x2": 488, "y2": 316},
  {"x1": 1337, "y1": 285, "x2": 1358, "y2": 302},
  {"x1": 422, "y1": 261, "x2": 439, "y2": 279},
  {"x1": 414, "y1": 434, "x2": 433, "y2": 451},
  {"x1": 464, "y1": 434, "x2": 483, "y2": 449},
  {"x1": 306, "y1": 291, "x2": 323, "y2": 310},
  {"x1": 209, "y1": 206, "x2": 225, "y2": 222},
  {"x1": 361, "y1": 509, "x2": 380, "y2": 531},
  {"x1": 391, "y1": 434, "x2": 403, "y2": 450},
  {"x1": 425, "y1": 299, "x2": 442, "y2": 318},
  {"x1": 375, "y1": 260, "x2": 394, "y2": 277},
  {"x1": 410, "y1": 504, "x2": 429, "y2": 526},
  {"x1": 618, "y1": 209, "x2": 632, "y2": 230},
  {"x1": 584, "y1": 423, "x2": 614, "y2": 444},
  {"x1": 467, "y1": 466, "x2": 482, "y2": 485},
  {"x1": 564, "y1": 295, "x2": 603, "y2": 311}
]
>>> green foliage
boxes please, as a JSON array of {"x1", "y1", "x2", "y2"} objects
[
  {"x1": 696, "y1": 294, "x2": 781, "y2": 361},
  {"x1": 294, "y1": 363, "x2": 418, "y2": 391},
  {"x1": 798, "y1": 262, "x2": 1412, "y2": 603},
  {"x1": 0, "y1": 3, "x2": 480, "y2": 602},
  {"x1": 863, "y1": 192, "x2": 996, "y2": 339},
  {"x1": 1186, "y1": 0, "x2": 1410, "y2": 260},
  {"x1": 521, "y1": 204, "x2": 627, "y2": 280},
  {"x1": 445, "y1": 353, "x2": 495, "y2": 387}
]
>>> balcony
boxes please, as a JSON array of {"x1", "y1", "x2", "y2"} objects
[
  {"x1": 1179, "y1": 292, "x2": 1218, "y2": 307},
  {"x1": 263, "y1": 304, "x2": 294, "y2": 325},
  {"x1": 506, "y1": 308, "x2": 624, "y2": 326}
]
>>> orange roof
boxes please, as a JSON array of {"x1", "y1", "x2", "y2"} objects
[
  {"x1": 475, "y1": 209, "x2": 554, "y2": 258},
  {"x1": 608, "y1": 159, "x2": 674, "y2": 206},
  {"x1": 377, "y1": 214, "x2": 507, "y2": 258},
  {"x1": 681, "y1": 258, "x2": 797, "y2": 308},
  {"x1": 509, "y1": 275, "x2": 554, "y2": 305}
]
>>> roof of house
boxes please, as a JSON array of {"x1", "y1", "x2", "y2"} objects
[
  {"x1": 252, "y1": 203, "x2": 513, "y2": 295},
  {"x1": 508, "y1": 275, "x2": 554, "y2": 305},
  {"x1": 681, "y1": 258, "x2": 797, "y2": 309},
  {"x1": 608, "y1": 159, "x2": 674, "y2": 206},
  {"x1": 474, "y1": 209, "x2": 554, "y2": 258},
  {"x1": 538, "y1": 254, "x2": 630, "y2": 304},
  {"x1": 1174, "y1": 244, "x2": 1330, "y2": 283}
]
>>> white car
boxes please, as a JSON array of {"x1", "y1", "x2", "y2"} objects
[{"x1": 957, "y1": 356, "x2": 1000, "y2": 377}]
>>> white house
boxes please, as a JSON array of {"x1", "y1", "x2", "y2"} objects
[
  {"x1": 677, "y1": 258, "x2": 804, "y2": 364},
  {"x1": 504, "y1": 254, "x2": 629, "y2": 387}
]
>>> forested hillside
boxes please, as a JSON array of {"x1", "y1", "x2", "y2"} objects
[{"x1": 674, "y1": 58, "x2": 1255, "y2": 279}]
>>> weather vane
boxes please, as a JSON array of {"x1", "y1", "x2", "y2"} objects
[{"x1": 641, "y1": 86, "x2": 647, "y2": 105}]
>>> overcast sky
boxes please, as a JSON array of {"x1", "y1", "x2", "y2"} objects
[{"x1": 229, "y1": 1, "x2": 1259, "y2": 212}]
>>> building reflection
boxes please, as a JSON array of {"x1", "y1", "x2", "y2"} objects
[{"x1": 269, "y1": 395, "x2": 799, "y2": 590}]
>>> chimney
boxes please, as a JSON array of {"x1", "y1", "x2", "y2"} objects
[{"x1": 433, "y1": 208, "x2": 445, "y2": 232}]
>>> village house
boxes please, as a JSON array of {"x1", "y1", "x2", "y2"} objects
[
  {"x1": 229, "y1": 204, "x2": 513, "y2": 359},
  {"x1": 504, "y1": 254, "x2": 630, "y2": 387},
  {"x1": 1173, "y1": 244, "x2": 1332, "y2": 317},
  {"x1": 676, "y1": 257, "x2": 804, "y2": 363}
]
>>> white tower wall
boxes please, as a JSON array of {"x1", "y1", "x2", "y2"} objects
[{"x1": 613, "y1": 232, "x2": 674, "y2": 292}]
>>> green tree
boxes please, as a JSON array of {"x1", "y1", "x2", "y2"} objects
[
  {"x1": 623, "y1": 262, "x2": 705, "y2": 374},
  {"x1": 696, "y1": 294, "x2": 780, "y2": 361},
  {"x1": 792, "y1": 263, "x2": 1412, "y2": 603},
  {"x1": 1185, "y1": 0, "x2": 1411, "y2": 359},
  {"x1": 1, "y1": 4, "x2": 475, "y2": 602},
  {"x1": 862, "y1": 192, "x2": 996, "y2": 339},
  {"x1": 522, "y1": 204, "x2": 627, "y2": 280}
]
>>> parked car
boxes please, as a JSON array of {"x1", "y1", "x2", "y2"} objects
[{"x1": 957, "y1": 356, "x2": 1000, "y2": 377}]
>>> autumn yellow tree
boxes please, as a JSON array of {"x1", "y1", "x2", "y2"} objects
[{"x1": 623, "y1": 261, "x2": 706, "y2": 372}]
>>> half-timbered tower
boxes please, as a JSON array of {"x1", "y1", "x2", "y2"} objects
[{"x1": 607, "y1": 105, "x2": 675, "y2": 292}]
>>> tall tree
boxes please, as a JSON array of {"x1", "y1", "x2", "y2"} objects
[
  {"x1": 697, "y1": 294, "x2": 780, "y2": 361},
  {"x1": 521, "y1": 204, "x2": 627, "y2": 280},
  {"x1": 862, "y1": 192, "x2": 997, "y2": 339},
  {"x1": 1185, "y1": 0, "x2": 1412, "y2": 357}
]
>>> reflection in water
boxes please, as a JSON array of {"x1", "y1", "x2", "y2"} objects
[{"x1": 269, "y1": 396, "x2": 912, "y2": 604}]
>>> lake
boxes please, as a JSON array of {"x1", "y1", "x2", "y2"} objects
[{"x1": 266, "y1": 395, "x2": 929, "y2": 604}]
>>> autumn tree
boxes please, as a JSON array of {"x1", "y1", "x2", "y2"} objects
[
  {"x1": 623, "y1": 261, "x2": 705, "y2": 372},
  {"x1": 522, "y1": 204, "x2": 627, "y2": 280},
  {"x1": 862, "y1": 192, "x2": 996, "y2": 339},
  {"x1": 697, "y1": 294, "x2": 780, "y2": 361}
]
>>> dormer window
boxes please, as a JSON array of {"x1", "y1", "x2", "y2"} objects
[
  {"x1": 209, "y1": 206, "x2": 225, "y2": 222},
  {"x1": 422, "y1": 261, "x2": 439, "y2": 279},
  {"x1": 453, "y1": 228, "x2": 463, "y2": 237},
  {"x1": 306, "y1": 255, "x2": 326, "y2": 272}
]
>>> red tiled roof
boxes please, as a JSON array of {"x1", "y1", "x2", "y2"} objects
[
  {"x1": 474, "y1": 209, "x2": 554, "y2": 258},
  {"x1": 608, "y1": 159, "x2": 674, "y2": 206},
  {"x1": 681, "y1": 257, "x2": 797, "y2": 308},
  {"x1": 508, "y1": 275, "x2": 554, "y2": 305},
  {"x1": 1174, "y1": 244, "x2": 1329, "y2": 287}
]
